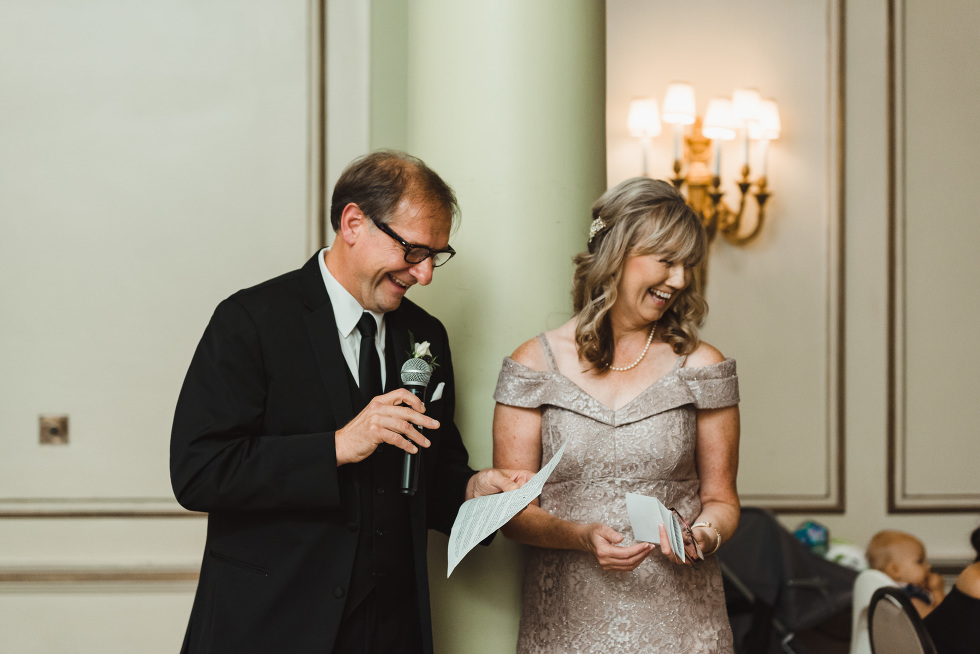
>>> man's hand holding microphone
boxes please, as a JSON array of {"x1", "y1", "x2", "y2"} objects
[{"x1": 335, "y1": 357, "x2": 530, "y2": 498}]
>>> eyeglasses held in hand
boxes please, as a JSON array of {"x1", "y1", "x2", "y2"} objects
[{"x1": 669, "y1": 507, "x2": 704, "y2": 561}]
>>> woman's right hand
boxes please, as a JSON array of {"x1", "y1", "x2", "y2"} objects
[{"x1": 579, "y1": 523, "x2": 653, "y2": 571}]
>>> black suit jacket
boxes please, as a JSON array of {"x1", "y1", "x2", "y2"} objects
[{"x1": 171, "y1": 253, "x2": 476, "y2": 653}]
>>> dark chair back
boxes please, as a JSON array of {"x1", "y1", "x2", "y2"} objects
[{"x1": 868, "y1": 587, "x2": 937, "y2": 654}]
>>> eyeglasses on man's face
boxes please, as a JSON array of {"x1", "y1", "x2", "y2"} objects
[{"x1": 371, "y1": 216, "x2": 456, "y2": 267}]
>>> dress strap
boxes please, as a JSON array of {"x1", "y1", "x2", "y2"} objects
[
  {"x1": 674, "y1": 354, "x2": 688, "y2": 370},
  {"x1": 535, "y1": 333, "x2": 559, "y2": 372}
]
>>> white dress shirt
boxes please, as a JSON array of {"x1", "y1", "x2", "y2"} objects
[{"x1": 317, "y1": 248, "x2": 387, "y2": 388}]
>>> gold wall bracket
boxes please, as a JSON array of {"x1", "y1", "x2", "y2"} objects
[{"x1": 665, "y1": 118, "x2": 772, "y2": 247}]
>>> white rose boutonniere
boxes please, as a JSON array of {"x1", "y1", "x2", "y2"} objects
[
  {"x1": 408, "y1": 332, "x2": 439, "y2": 369},
  {"x1": 413, "y1": 341, "x2": 432, "y2": 359}
]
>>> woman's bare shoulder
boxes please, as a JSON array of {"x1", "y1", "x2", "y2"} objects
[
  {"x1": 510, "y1": 320, "x2": 576, "y2": 372},
  {"x1": 510, "y1": 337, "x2": 548, "y2": 372},
  {"x1": 956, "y1": 561, "x2": 980, "y2": 598},
  {"x1": 685, "y1": 340, "x2": 726, "y2": 368}
]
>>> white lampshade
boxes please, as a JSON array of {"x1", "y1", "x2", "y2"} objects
[
  {"x1": 702, "y1": 98, "x2": 736, "y2": 141},
  {"x1": 627, "y1": 98, "x2": 662, "y2": 138},
  {"x1": 661, "y1": 82, "x2": 696, "y2": 126},
  {"x1": 732, "y1": 87, "x2": 761, "y2": 126},
  {"x1": 749, "y1": 98, "x2": 781, "y2": 140}
]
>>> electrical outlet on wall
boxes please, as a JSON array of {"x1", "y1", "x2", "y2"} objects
[{"x1": 39, "y1": 415, "x2": 69, "y2": 445}]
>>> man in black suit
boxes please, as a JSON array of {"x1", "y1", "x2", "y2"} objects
[{"x1": 171, "y1": 150, "x2": 526, "y2": 653}]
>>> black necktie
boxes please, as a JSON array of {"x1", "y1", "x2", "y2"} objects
[{"x1": 356, "y1": 312, "x2": 383, "y2": 401}]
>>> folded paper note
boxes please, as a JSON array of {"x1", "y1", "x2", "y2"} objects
[{"x1": 625, "y1": 492, "x2": 688, "y2": 563}]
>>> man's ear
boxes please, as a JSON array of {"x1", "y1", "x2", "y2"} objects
[{"x1": 338, "y1": 203, "x2": 367, "y2": 245}]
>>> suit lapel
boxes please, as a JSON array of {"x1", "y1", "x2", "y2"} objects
[
  {"x1": 301, "y1": 252, "x2": 365, "y2": 515},
  {"x1": 300, "y1": 253, "x2": 355, "y2": 428}
]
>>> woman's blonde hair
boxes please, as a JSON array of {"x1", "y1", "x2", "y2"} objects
[{"x1": 572, "y1": 177, "x2": 708, "y2": 370}]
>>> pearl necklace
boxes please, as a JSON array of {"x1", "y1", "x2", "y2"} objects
[{"x1": 609, "y1": 322, "x2": 657, "y2": 372}]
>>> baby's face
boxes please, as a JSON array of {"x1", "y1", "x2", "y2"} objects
[{"x1": 889, "y1": 538, "x2": 931, "y2": 587}]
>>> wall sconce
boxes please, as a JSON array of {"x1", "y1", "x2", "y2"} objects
[{"x1": 629, "y1": 83, "x2": 781, "y2": 246}]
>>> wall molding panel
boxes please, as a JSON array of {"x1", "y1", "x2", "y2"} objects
[
  {"x1": 0, "y1": 498, "x2": 202, "y2": 518},
  {"x1": 0, "y1": 0, "x2": 324, "y2": 519},
  {"x1": 887, "y1": 0, "x2": 980, "y2": 513},
  {"x1": 605, "y1": 0, "x2": 847, "y2": 513},
  {"x1": 737, "y1": 0, "x2": 845, "y2": 513},
  {"x1": 0, "y1": 567, "x2": 198, "y2": 593}
]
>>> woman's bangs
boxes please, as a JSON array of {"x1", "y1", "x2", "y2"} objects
[{"x1": 635, "y1": 211, "x2": 706, "y2": 266}]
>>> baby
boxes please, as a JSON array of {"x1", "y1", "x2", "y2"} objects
[
  {"x1": 849, "y1": 530, "x2": 946, "y2": 654},
  {"x1": 865, "y1": 530, "x2": 946, "y2": 616}
]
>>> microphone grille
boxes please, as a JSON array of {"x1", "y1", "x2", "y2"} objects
[{"x1": 400, "y1": 357, "x2": 433, "y2": 386}]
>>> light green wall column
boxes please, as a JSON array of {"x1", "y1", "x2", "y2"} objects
[{"x1": 371, "y1": 2, "x2": 606, "y2": 652}]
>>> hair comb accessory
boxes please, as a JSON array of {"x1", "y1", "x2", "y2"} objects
[{"x1": 588, "y1": 216, "x2": 607, "y2": 243}]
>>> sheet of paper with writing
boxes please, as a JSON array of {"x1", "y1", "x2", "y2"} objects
[
  {"x1": 625, "y1": 492, "x2": 687, "y2": 563},
  {"x1": 446, "y1": 438, "x2": 569, "y2": 577}
]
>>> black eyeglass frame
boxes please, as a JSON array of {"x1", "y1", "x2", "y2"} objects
[
  {"x1": 669, "y1": 507, "x2": 704, "y2": 562},
  {"x1": 370, "y1": 217, "x2": 456, "y2": 267}
]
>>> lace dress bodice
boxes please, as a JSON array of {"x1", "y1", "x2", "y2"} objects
[{"x1": 494, "y1": 334, "x2": 739, "y2": 653}]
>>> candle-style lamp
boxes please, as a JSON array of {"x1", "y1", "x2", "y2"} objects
[
  {"x1": 732, "y1": 88, "x2": 761, "y2": 172},
  {"x1": 627, "y1": 98, "x2": 661, "y2": 178},
  {"x1": 702, "y1": 98, "x2": 736, "y2": 178},
  {"x1": 749, "y1": 98, "x2": 782, "y2": 207},
  {"x1": 661, "y1": 82, "x2": 697, "y2": 184},
  {"x1": 626, "y1": 83, "x2": 781, "y2": 246}
]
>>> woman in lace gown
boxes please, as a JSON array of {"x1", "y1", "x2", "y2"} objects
[{"x1": 493, "y1": 178, "x2": 741, "y2": 653}]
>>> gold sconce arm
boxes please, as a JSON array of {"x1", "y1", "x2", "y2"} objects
[
  {"x1": 668, "y1": 124, "x2": 773, "y2": 247},
  {"x1": 705, "y1": 170, "x2": 771, "y2": 246}
]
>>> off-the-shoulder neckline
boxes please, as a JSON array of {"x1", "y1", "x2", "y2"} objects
[{"x1": 503, "y1": 356, "x2": 733, "y2": 414}]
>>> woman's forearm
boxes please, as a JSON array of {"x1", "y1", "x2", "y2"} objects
[{"x1": 501, "y1": 505, "x2": 587, "y2": 551}]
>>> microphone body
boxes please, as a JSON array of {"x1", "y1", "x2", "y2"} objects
[{"x1": 399, "y1": 358, "x2": 432, "y2": 495}]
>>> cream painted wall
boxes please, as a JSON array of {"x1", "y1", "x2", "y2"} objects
[
  {"x1": 0, "y1": 580, "x2": 198, "y2": 653},
  {"x1": 810, "y1": 0, "x2": 979, "y2": 560},
  {"x1": 369, "y1": 0, "x2": 409, "y2": 152},
  {"x1": 895, "y1": 0, "x2": 980, "y2": 510},
  {"x1": 0, "y1": 1, "x2": 315, "y2": 651},
  {"x1": 325, "y1": 0, "x2": 370, "y2": 198},
  {"x1": 0, "y1": 0, "x2": 311, "y2": 511},
  {"x1": 608, "y1": 0, "x2": 845, "y2": 511}
]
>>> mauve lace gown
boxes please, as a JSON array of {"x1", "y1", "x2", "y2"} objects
[{"x1": 494, "y1": 335, "x2": 739, "y2": 653}]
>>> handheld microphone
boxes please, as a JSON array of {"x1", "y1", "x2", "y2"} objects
[{"x1": 399, "y1": 357, "x2": 433, "y2": 495}]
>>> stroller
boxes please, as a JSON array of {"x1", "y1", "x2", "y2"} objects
[{"x1": 717, "y1": 507, "x2": 857, "y2": 654}]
